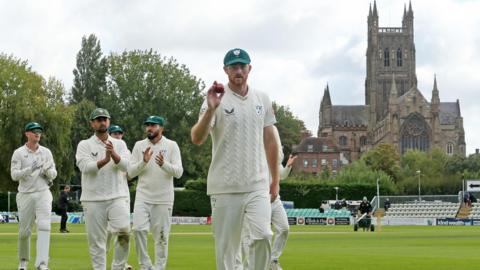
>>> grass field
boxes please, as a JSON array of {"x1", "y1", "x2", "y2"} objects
[{"x1": 1, "y1": 223, "x2": 480, "y2": 269}]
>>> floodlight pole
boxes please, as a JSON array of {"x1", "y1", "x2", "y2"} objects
[
  {"x1": 376, "y1": 178, "x2": 380, "y2": 209},
  {"x1": 7, "y1": 191, "x2": 11, "y2": 215},
  {"x1": 416, "y1": 170, "x2": 421, "y2": 201},
  {"x1": 334, "y1": 187, "x2": 339, "y2": 201}
]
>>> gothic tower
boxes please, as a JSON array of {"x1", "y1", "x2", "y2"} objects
[{"x1": 366, "y1": 1, "x2": 417, "y2": 124}]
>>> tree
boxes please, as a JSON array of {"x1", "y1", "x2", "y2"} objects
[
  {"x1": 273, "y1": 102, "x2": 309, "y2": 162},
  {"x1": 361, "y1": 143, "x2": 400, "y2": 181},
  {"x1": 70, "y1": 34, "x2": 107, "y2": 105},
  {"x1": 102, "y1": 50, "x2": 210, "y2": 183},
  {"x1": 0, "y1": 54, "x2": 74, "y2": 192}
]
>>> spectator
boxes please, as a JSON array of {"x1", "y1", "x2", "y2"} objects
[
  {"x1": 58, "y1": 185, "x2": 71, "y2": 233},
  {"x1": 384, "y1": 198, "x2": 391, "y2": 211}
]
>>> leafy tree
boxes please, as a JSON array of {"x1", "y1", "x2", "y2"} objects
[
  {"x1": 102, "y1": 50, "x2": 210, "y2": 183},
  {"x1": 70, "y1": 34, "x2": 107, "y2": 105},
  {"x1": 0, "y1": 54, "x2": 74, "y2": 191},
  {"x1": 273, "y1": 102, "x2": 309, "y2": 162},
  {"x1": 361, "y1": 143, "x2": 400, "y2": 181}
]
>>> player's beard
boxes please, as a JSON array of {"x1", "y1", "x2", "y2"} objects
[{"x1": 147, "y1": 130, "x2": 159, "y2": 141}]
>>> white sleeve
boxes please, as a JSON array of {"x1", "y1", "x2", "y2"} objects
[
  {"x1": 279, "y1": 164, "x2": 292, "y2": 180},
  {"x1": 262, "y1": 92, "x2": 276, "y2": 127},
  {"x1": 43, "y1": 149, "x2": 57, "y2": 180},
  {"x1": 75, "y1": 140, "x2": 99, "y2": 174},
  {"x1": 161, "y1": 141, "x2": 184, "y2": 179},
  {"x1": 10, "y1": 151, "x2": 32, "y2": 181},
  {"x1": 113, "y1": 140, "x2": 130, "y2": 172},
  {"x1": 127, "y1": 142, "x2": 147, "y2": 178}
]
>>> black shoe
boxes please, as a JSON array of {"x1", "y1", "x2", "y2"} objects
[{"x1": 60, "y1": 229, "x2": 70, "y2": 233}]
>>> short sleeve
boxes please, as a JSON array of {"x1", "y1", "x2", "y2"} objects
[{"x1": 262, "y1": 93, "x2": 276, "y2": 127}]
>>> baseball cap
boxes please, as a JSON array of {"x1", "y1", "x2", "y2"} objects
[
  {"x1": 90, "y1": 108, "x2": 111, "y2": 120},
  {"x1": 223, "y1": 48, "x2": 251, "y2": 66},
  {"x1": 108, "y1": 125, "x2": 124, "y2": 134},
  {"x1": 25, "y1": 122, "x2": 43, "y2": 133},
  {"x1": 144, "y1": 116, "x2": 165, "y2": 126}
]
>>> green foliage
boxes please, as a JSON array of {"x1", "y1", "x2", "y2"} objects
[
  {"x1": 0, "y1": 54, "x2": 74, "y2": 192},
  {"x1": 102, "y1": 49, "x2": 210, "y2": 181},
  {"x1": 361, "y1": 143, "x2": 400, "y2": 181},
  {"x1": 70, "y1": 34, "x2": 107, "y2": 105},
  {"x1": 173, "y1": 190, "x2": 211, "y2": 216},
  {"x1": 273, "y1": 102, "x2": 309, "y2": 161}
]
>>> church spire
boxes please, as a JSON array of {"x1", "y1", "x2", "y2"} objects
[
  {"x1": 408, "y1": 0, "x2": 413, "y2": 16},
  {"x1": 369, "y1": 3, "x2": 372, "y2": 17},
  {"x1": 432, "y1": 74, "x2": 440, "y2": 104},
  {"x1": 373, "y1": 0, "x2": 378, "y2": 17},
  {"x1": 321, "y1": 84, "x2": 332, "y2": 106}
]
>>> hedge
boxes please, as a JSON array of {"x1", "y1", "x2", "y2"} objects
[{"x1": 0, "y1": 179, "x2": 393, "y2": 215}]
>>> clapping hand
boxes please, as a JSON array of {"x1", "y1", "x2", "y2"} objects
[{"x1": 155, "y1": 152, "x2": 164, "y2": 167}]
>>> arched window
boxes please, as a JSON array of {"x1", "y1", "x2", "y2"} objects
[
  {"x1": 397, "y1": 48, "x2": 402, "y2": 66},
  {"x1": 339, "y1": 136, "x2": 347, "y2": 146},
  {"x1": 360, "y1": 136, "x2": 367, "y2": 146},
  {"x1": 446, "y1": 143, "x2": 454, "y2": 156},
  {"x1": 384, "y1": 48, "x2": 390, "y2": 66},
  {"x1": 400, "y1": 113, "x2": 431, "y2": 154}
]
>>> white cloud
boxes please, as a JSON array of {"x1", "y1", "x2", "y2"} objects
[{"x1": 1, "y1": 0, "x2": 479, "y2": 154}]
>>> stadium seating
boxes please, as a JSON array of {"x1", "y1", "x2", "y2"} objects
[
  {"x1": 468, "y1": 204, "x2": 480, "y2": 218},
  {"x1": 384, "y1": 201, "x2": 460, "y2": 218},
  {"x1": 285, "y1": 208, "x2": 351, "y2": 218}
]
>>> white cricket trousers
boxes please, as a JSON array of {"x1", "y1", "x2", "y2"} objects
[
  {"x1": 83, "y1": 198, "x2": 131, "y2": 270},
  {"x1": 270, "y1": 197, "x2": 289, "y2": 262},
  {"x1": 106, "y1": 198, "x2": 132, "y2": 270},
  {"x1": 236, "y1": 197, "x2": 289, "y2": 269},
  {"x1": 16, "y1": 189, "x2": 52, "y2": 268},
  {"x1": 132, "y1": 201, "x2": 172, "y2": 270},
  {"x1": 211, "y1": 190, "x2": 272, "y2": 270}
]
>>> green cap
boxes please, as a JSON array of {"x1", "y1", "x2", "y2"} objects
[
  {"x1": 108, "y1": 125, "x2": 124, "y2": 134},
  {"x1": 90, "y1": 108, "x2": 111, "y2": 120},
  {"x1": 144, "y1": 116, "x2": 165, "y2": 126},
  {"x1": 24, "y1": 122, "x2": 43, "y2": 133},
  {"x1": 223, "y1": 48, "x2": 251, "y2": 66}
]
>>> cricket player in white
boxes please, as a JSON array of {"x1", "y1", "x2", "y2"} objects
[
  {"x1": 191, "y1": 48, "x2": 280, "y2": 270},
  {"x1": 107, "y1": 124, "x2": 133, "y2": 270},
  {"x1": 236, "y1": 126, "x2": 296, "y2": 270},
  {"x1": 128, "y1": 115, "x2": 183, "y2": 270},
  {"x1": 76, "y1": 108, "x2": 131, "y2": 270},
  {"x1": 11, "y1": 122, "x2": 57, "y2": 270}
]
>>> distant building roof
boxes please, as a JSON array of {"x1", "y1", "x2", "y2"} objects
[
  {"x1": 293, "y1": 137, "x2": 339, "y2": 153},
  {"x1": 439, "y1": 102, "x2": 460, "y2": 125},
  {"x1": 331, "y1": 105, "x2": 369, "y2": 126}
]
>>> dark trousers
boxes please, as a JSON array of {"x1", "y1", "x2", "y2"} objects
[{"x1": 59, "y1": 208, "x2": 68, "y2": 230}]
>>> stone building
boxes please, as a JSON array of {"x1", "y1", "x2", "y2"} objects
[{"x1": 295, "y1": 2, "x2": 466, "y2": 174}]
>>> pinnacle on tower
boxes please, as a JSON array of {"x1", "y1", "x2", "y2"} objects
[
  {"x1": 390, "y1": 73, "x2": 398, "y2": 99},
  {"x1": 321, "y1": 84, "x2": 332, "y2": 106},
  {"x1": 373, "y1": 0, "x2": 378, "y2": 17}
]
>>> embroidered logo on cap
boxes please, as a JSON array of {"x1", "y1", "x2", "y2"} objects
[{"x1": 233, "y1": 50, "x2": 241, "y2": 56}]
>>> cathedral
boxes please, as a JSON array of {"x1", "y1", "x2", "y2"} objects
[{"x1": 294, "y1": 2, "x2": 466, "y2": 174}]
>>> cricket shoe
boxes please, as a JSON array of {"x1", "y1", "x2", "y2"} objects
[
  {"x1": 18, "y1": 259, "x2": 27, "y2": 270},
  {"x1": 270, "y1": 260, "x2": 283, "y2": 270},
  {"x1": 36, "y1": 263, "x2": 49, "y2": 270}
]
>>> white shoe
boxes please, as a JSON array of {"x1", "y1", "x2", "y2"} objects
[
  {"x1": 18, "y1": 259, "x2": 28, "y2": 270},
  {"x1": 36, "y1": 263, "x2": 49, "y2": 270},
  {"x1": 125, "y1": 264, "x2": 133, "y2": 270},
  {"x1": 270, "y1": 260, "x2": 283, "y2": 270}
]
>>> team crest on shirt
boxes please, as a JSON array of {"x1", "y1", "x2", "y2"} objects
[
  {"x1": 224, "y1": 108, "x2": 235, "y2": 115},
  {"x1": 255, "y1": 105, "x2": 264, "y2": 115},
  {"x1": 159, "y1": 149, "x2": 167, "y2": 155}
]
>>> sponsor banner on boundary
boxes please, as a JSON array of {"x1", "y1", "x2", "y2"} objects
[
  {"x1": 287, "y1": 217, "x2": 297, "y2": 225},
  {"x1": 335, "y1": 217, "x2": 351, "y2": 225},
  {"x1": 171, "y1": 216, "x2": 208, "y2": 225},
  {"x1": 436, "y1": 218, "x2": 477, "y2": 226},
  {"x1": 381, "y1": 217, "x2": 436, "y2": 226},
  {"x1": 326, "y1": 217, "x2": 335, "y2": 226},
  {"x1": 297, "y1": 217, "x2": 305, "y2": 225},
  {"x1": 305, "y1": 217, "x2": 327, "y2": 225}
]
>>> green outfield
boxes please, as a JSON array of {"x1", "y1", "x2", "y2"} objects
[{"x1": 1, "y1": 224, "x2": 479, "y2": 269}]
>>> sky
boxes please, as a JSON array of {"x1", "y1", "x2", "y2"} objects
[{"x1": 1, "y1": 0, "x2": 479, "y2": 154}]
